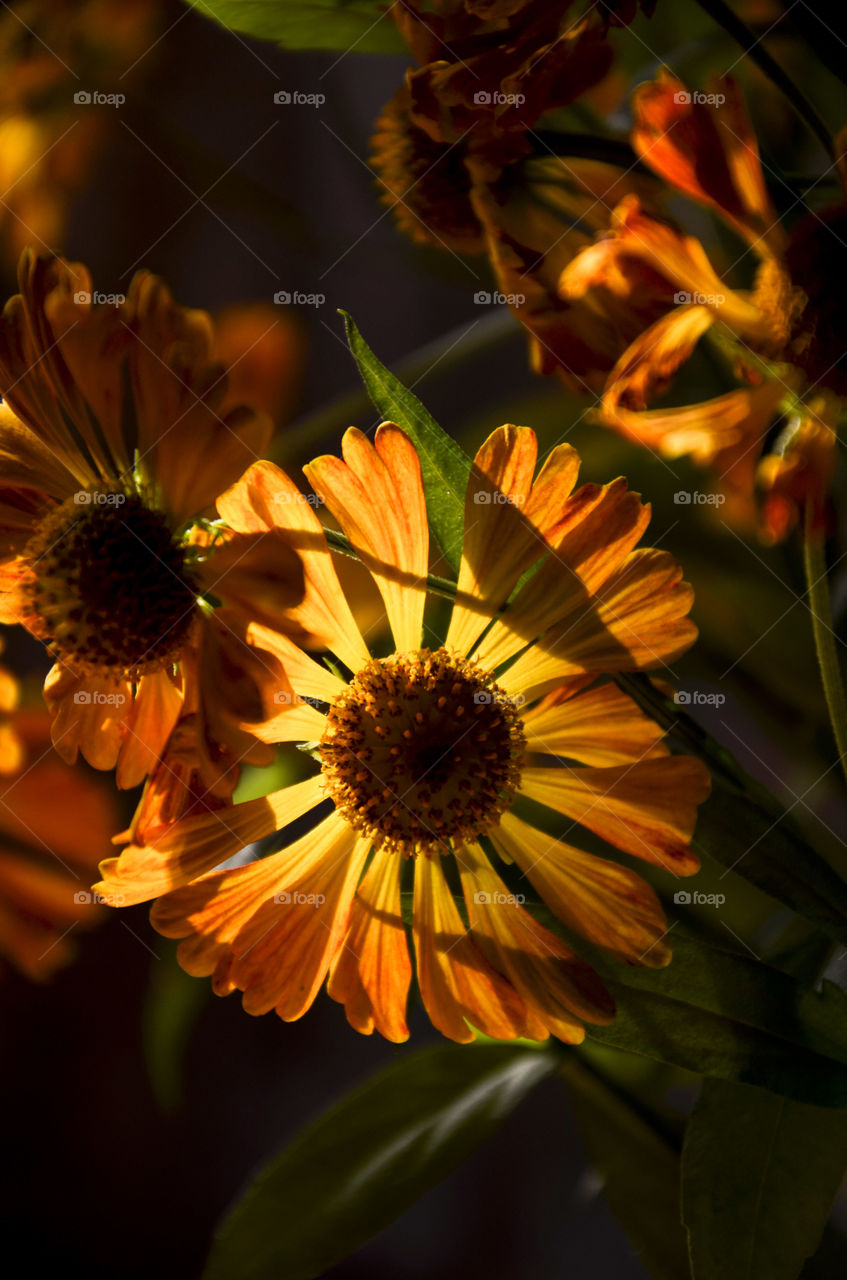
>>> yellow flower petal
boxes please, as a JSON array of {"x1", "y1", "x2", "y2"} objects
[
  {"x1": 491, "y1": 812, "x2": 673, "y2": 967},
  {"x1": 519, "y1": 756, "x2": 709, "y2": 875},
  {"x1": 328, "y1": 843, "x2": 412, "y2": 1042},
  {"x1": 521, "y1": 682, "x2": 668, "y2": 766},
  {"x1": 413, "y1": 852, "x2": 531, "y2": 1043},
  {"x1": 305, "y1": 424, "x2": 428, "y2": 653}
]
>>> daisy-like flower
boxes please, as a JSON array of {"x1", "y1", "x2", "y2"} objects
[
  {"x1": 371, "y1": 0, "x2": 615, "y2": 257},
  {"x1": 561, "y1": 71, "x2": 846, "y2": 540},
  {"x1": 0, "y1": 252, "x2": 303, "y2": 793},
  {"x1": 1, "y1": 704, "x2": 118, "y2": 980},
  {"x1": 96, "y1": 423, "x2": 710, "y2": 1045}
]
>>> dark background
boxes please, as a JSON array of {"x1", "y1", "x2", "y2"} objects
[{"x1": 2, "y1": 2, "x2": 846, "y2": 1276}]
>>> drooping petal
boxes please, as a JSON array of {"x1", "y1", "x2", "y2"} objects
[
  {"x1": 456, "y1": 840, "x2": 615, "y2": 1041},
  {"x1": 228, "y1": 822, "x2": 370, "y2": 1019},
  {"x1": 304, "y1": 424, "x2": 429, "y2": 653},
  {"x1": 94, "y1": 775, "x2": 324, "y2": 905},
  {"x1": 412, "y1": 852, "x2": 531, "y2": 1043},
  {"x1": 115, "y1": 670, "x2": 183, "y2": 790},
  {"x1": 327, "y1": 844, "x2": 412, "y2": 1042},
  {"x1": 631, "y1": 71, "x2": 785, "y2": 255},
  {"x1": 491, "y1": 812, "x2": 673, "y2": 967}
]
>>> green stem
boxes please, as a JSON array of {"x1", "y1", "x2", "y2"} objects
[
  {"x1": 803, "y1": 504, "x2": 847, "y2": 786},
  {"x1": 322, "y1": 527, "x2": 459, "y2": 602},
  {"x1": 694, "y1": 0, "x2": 835, "y2": 163}
]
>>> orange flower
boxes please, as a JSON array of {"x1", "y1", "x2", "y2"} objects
[
  {"x1": 0, "y1": 703, "x2": 119, "y2": 980},
  {"x1": 97, "y1": 424, "x2": 709, "y2": 1045},
  {"x1": 561, "y1": 71, "x2": 844, "y2": 538},
  {"x1": 0, "y1": 252, "x2": 303, "y2": 797}
]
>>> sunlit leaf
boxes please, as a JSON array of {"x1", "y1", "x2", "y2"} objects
[{"x1": 341, "y1": 311, "x2": 471, "y2": 572}]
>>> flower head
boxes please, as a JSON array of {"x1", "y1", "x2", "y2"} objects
[
  {"x1": 97, "y1": 424, "x2": 709, "y2": 1045},
  {"x1": 562, "y1": 71, "x2": 845, "y2": 539},
  {"x1": 0, "y1": 252, "x2": 303, "y2": 794}
]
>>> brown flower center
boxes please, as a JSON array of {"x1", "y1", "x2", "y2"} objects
[
  {"x1": 319, "y1": 648, "x2": 525, "y2": 857},
  {"x1": 22, "y1": 488, "x2": 198, "y2": 676}
]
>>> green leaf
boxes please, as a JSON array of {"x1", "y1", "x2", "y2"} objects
[
  {"x1": 562, "y1": 1057, "x2": 690, "y2": 1280},
  {"x1": 341, "y1": 311, "x2": 471, "y2": 572},
  {"x1": 586, "y1": 933, "x2": 847, "y2": 1107},
  {"x1": 202, "y1": 1043, "x2": 555, "y2": 1280},
  {"x1": 682, "y1": 1078, "x2": 847, "y2": 1280},
  {"x1": 617, "y1": 673, "x2": 847, "y2": 947},
  {"x1": 187, "y1": 0, "x2": 406, "y2": 53}
]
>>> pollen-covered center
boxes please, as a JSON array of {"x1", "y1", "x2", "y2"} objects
[
  {"x1": 22, "y1": 489, "x2": 198, "y2": 675},
  {"x1": 319, "y1": 648, "x2": 525, "y2": 856}
]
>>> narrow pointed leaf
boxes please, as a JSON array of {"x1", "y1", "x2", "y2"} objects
[{"x1": 341, "y1": 311, "x2": 471, "y2": 572}]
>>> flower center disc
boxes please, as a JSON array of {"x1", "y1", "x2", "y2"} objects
[
  {"x1": 319, "y1": 648, "x2": 525, "y2": 856},
  {"x1": 23, "y1": 489, "x2": 198, "y2": 676}
]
